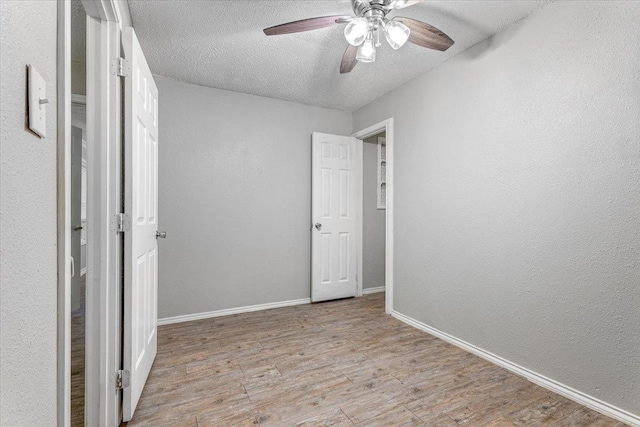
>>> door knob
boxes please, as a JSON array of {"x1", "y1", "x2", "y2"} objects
[
  {"x1": 74, "y1": 225, "x2": 83, "y2": 231},
  {"x1": 314, "y1": 223, "x2": 322, "y2": 230},
  {"x1": 156, "y1": 231, "x2": 167, "y2": 239}
]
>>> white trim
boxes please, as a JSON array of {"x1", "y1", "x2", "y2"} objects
[
  {"x1": 158, "y1": 298, "x2": 312, "y2": 326},
  {"x1": 362, "y1": 286, "x2": 385, "y2": 295},
  {"x1": 376, "y1": 136, "x2": 386, "y2": 210},
  {"x1": 57, "y1": 2, "x2": 72, "y2": 426},
  {"x1": 84, "y1": 10, "x2": 124, "y2": 425},
  {"x1": 357, "y1": 138, "x2": 364, "y2": 298},
  {"x1": 391, "y1": 310, "x2": 640, "y2": 427},
  {"x1": 353, "y1": 118, "x2": 394, "y2": 314},
  {"x1": 82, "y1": 0, "x2": 119, "y2": 22}
]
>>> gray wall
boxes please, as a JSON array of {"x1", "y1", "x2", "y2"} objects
[
  {"x1": 71, "y1": 60, "x2": 86, "y2": 96},
  {"x1": 156, "y1": 76, "x2": 352, "y2": 319},
  {"x1": 363, "y1": 134, "x2": 385, "y2": 290},
  {"x1": 71, "y1": 0, "x2": 86, "y2": 96},
  {"x1": 0, "y1": 0, "x2": 59, "y2": 424},
  {"x1": 354, "y1": 1, "x2": 640, "y2": 417}
]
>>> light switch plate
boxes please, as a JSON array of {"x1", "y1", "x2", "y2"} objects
[{"x1": 28, "y1": 64, "x2": 47, "y2": 138}]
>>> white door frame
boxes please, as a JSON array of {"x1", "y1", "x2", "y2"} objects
[
  {"x1": 352, "y1": 119, "x2": 394, "y2": 314},
  {"x1": 57, "y1": 2, "x2": 72, "y2": 425},
  {"x1": 57, "y1": 0, "x2": 128, "y2": 425}
]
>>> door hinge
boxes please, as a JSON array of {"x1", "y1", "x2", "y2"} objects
[
  {"x1": 114, "y1": 213, "x2": 131, "y2": 233},
  {"x1": 111, "y1": 57, "x2": 130, "y2": 77},
  {"x1": 116, "y1": 370, "x2": 130, "y2": 390}
]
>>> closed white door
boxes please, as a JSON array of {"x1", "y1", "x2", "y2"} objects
[
  {"x1": 122, "y1": 27, "x2": 159, "y2": 422},
  {"x1": 311, "y1": 133, "x2": 362, "y2": 302}
]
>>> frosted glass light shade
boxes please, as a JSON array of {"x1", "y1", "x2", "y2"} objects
[
  {"x1": 384, "y1": 20, "x2": 410, "y2": 49},
  {"x1": 344, "y1": 18, "x2": 369, "y2": 46},
  {"x1": 356, "y1": 38, "x2": 376, "y2": 63}
]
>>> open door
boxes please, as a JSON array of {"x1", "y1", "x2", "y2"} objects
[
  {"x1": 311, "y1": 133, "x2": 362, "y2": 302},
  {"x1": 122, "y1": 27, "x2": 159, "y2": 422}
]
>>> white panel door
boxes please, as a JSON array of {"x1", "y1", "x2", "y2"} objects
[
  {"x1": 312, "y1": 133, "x2": 362, "y2": 302},
  {"x1": 122, "y1": 27, "x2": 159, "y2": 422}
]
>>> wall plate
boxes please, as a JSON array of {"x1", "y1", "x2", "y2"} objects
[{"x1": 28, "y1": 64, "x2": 47, "y2": 138}]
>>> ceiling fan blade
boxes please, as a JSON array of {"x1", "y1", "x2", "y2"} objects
[
  {"x1": 264, "y1": 15, "x2": 352, "y2": 36},
  {"x1": 340, "y1": 45, "x2": 358, "y2": 74},
  {"x1": 395, "y1": 17, "x2": 454, "y2": 51}
]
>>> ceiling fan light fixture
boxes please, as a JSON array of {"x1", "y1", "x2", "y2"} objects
[
  {"x1": 384, "y1": 20, "x2": 411, "y2": 50},
  {"x1": 262, "y1": 2, "x2": 455, "y2": 74},
  {"x1": 356, "y1": 36, "x2": 376, "y2": 63},
  {"x1": 344, "y1": 17, "x2": 369, "y2": 46}
]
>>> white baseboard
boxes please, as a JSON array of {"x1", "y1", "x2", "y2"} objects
[
  {"x1": 158, "y1": 298, "x2": 311, "y2": 326},
  {"x1": 391, "y1": 310, "x2": 639, "y2": 427},
  {"x1": 363, "y1": 286, "x2": 385, "y2": 295}
]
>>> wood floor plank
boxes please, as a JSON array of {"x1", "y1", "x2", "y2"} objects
[
  {"x1": 295, "y1": 408, "x2": 354, "y2": 426},
  {"x1": 351, "y1": 403, "x2": 423, "y2": 426},
  {"x1": 483, "y1": 417, "x2": 518, "y2": 427},
  {"x1": 122, "y1": 293, "x2": 628, "y2": 427},
  {"x1": 70, "y1": 278, "x2": 86, "y2": 427}
]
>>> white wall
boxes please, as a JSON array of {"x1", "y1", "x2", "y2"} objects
[
  {"x1": 0, "y1": 0, "x2": 59, "y2": 424},
  {"x1": 354, "y1": 0, "x2": 640, "y2": 418},
  {"x1": 156, "y1": 76, "x2": 352, "y2": 319},
  {"x1": 363, "y1": 134, "x2": 385, "y2": 290}
]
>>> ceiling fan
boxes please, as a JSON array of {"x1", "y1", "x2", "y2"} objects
[{"x1": 263, "y1": 0, "x2": 454, "y2": 74}]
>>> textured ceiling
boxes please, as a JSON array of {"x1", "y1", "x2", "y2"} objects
[{"x1": 127, "y1": 0, "x2": 550, "y2": 111}]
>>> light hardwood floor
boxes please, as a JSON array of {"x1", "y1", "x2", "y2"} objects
[
  {"x1": 125, "y1": 293, "x2": 627, "y2": 426},
  {"x1": 71, "y1": 276, "x2": 86, "y2": 427}
]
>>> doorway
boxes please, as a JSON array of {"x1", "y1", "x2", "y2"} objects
[
  {"x1": 58, "y1": 1, "x2": 128, "y2": 425},
  {"x1": 353, "y1": 119, "x2": 394, "y2": 314},
  {"x1": 361, "y1": 131, "x2": 386, "y2": 296},
  {"x1": 309, "y1": 120, "x2": 394, "y2": 313},
  {"x1": 70, "y1": 2, "x2": 88, "y2": 425}
]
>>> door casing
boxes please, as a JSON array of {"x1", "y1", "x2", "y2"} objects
[
  {"x1": 57, "y1": 1, "x2": 132, "y2": 425},
  {"x1": 352, "y1": 119, "x2": 394, "y2": 314}
]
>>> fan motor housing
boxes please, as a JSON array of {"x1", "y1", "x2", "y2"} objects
[{"x1": 353, "y1": 0, "x2": 389, "y2": 18}]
